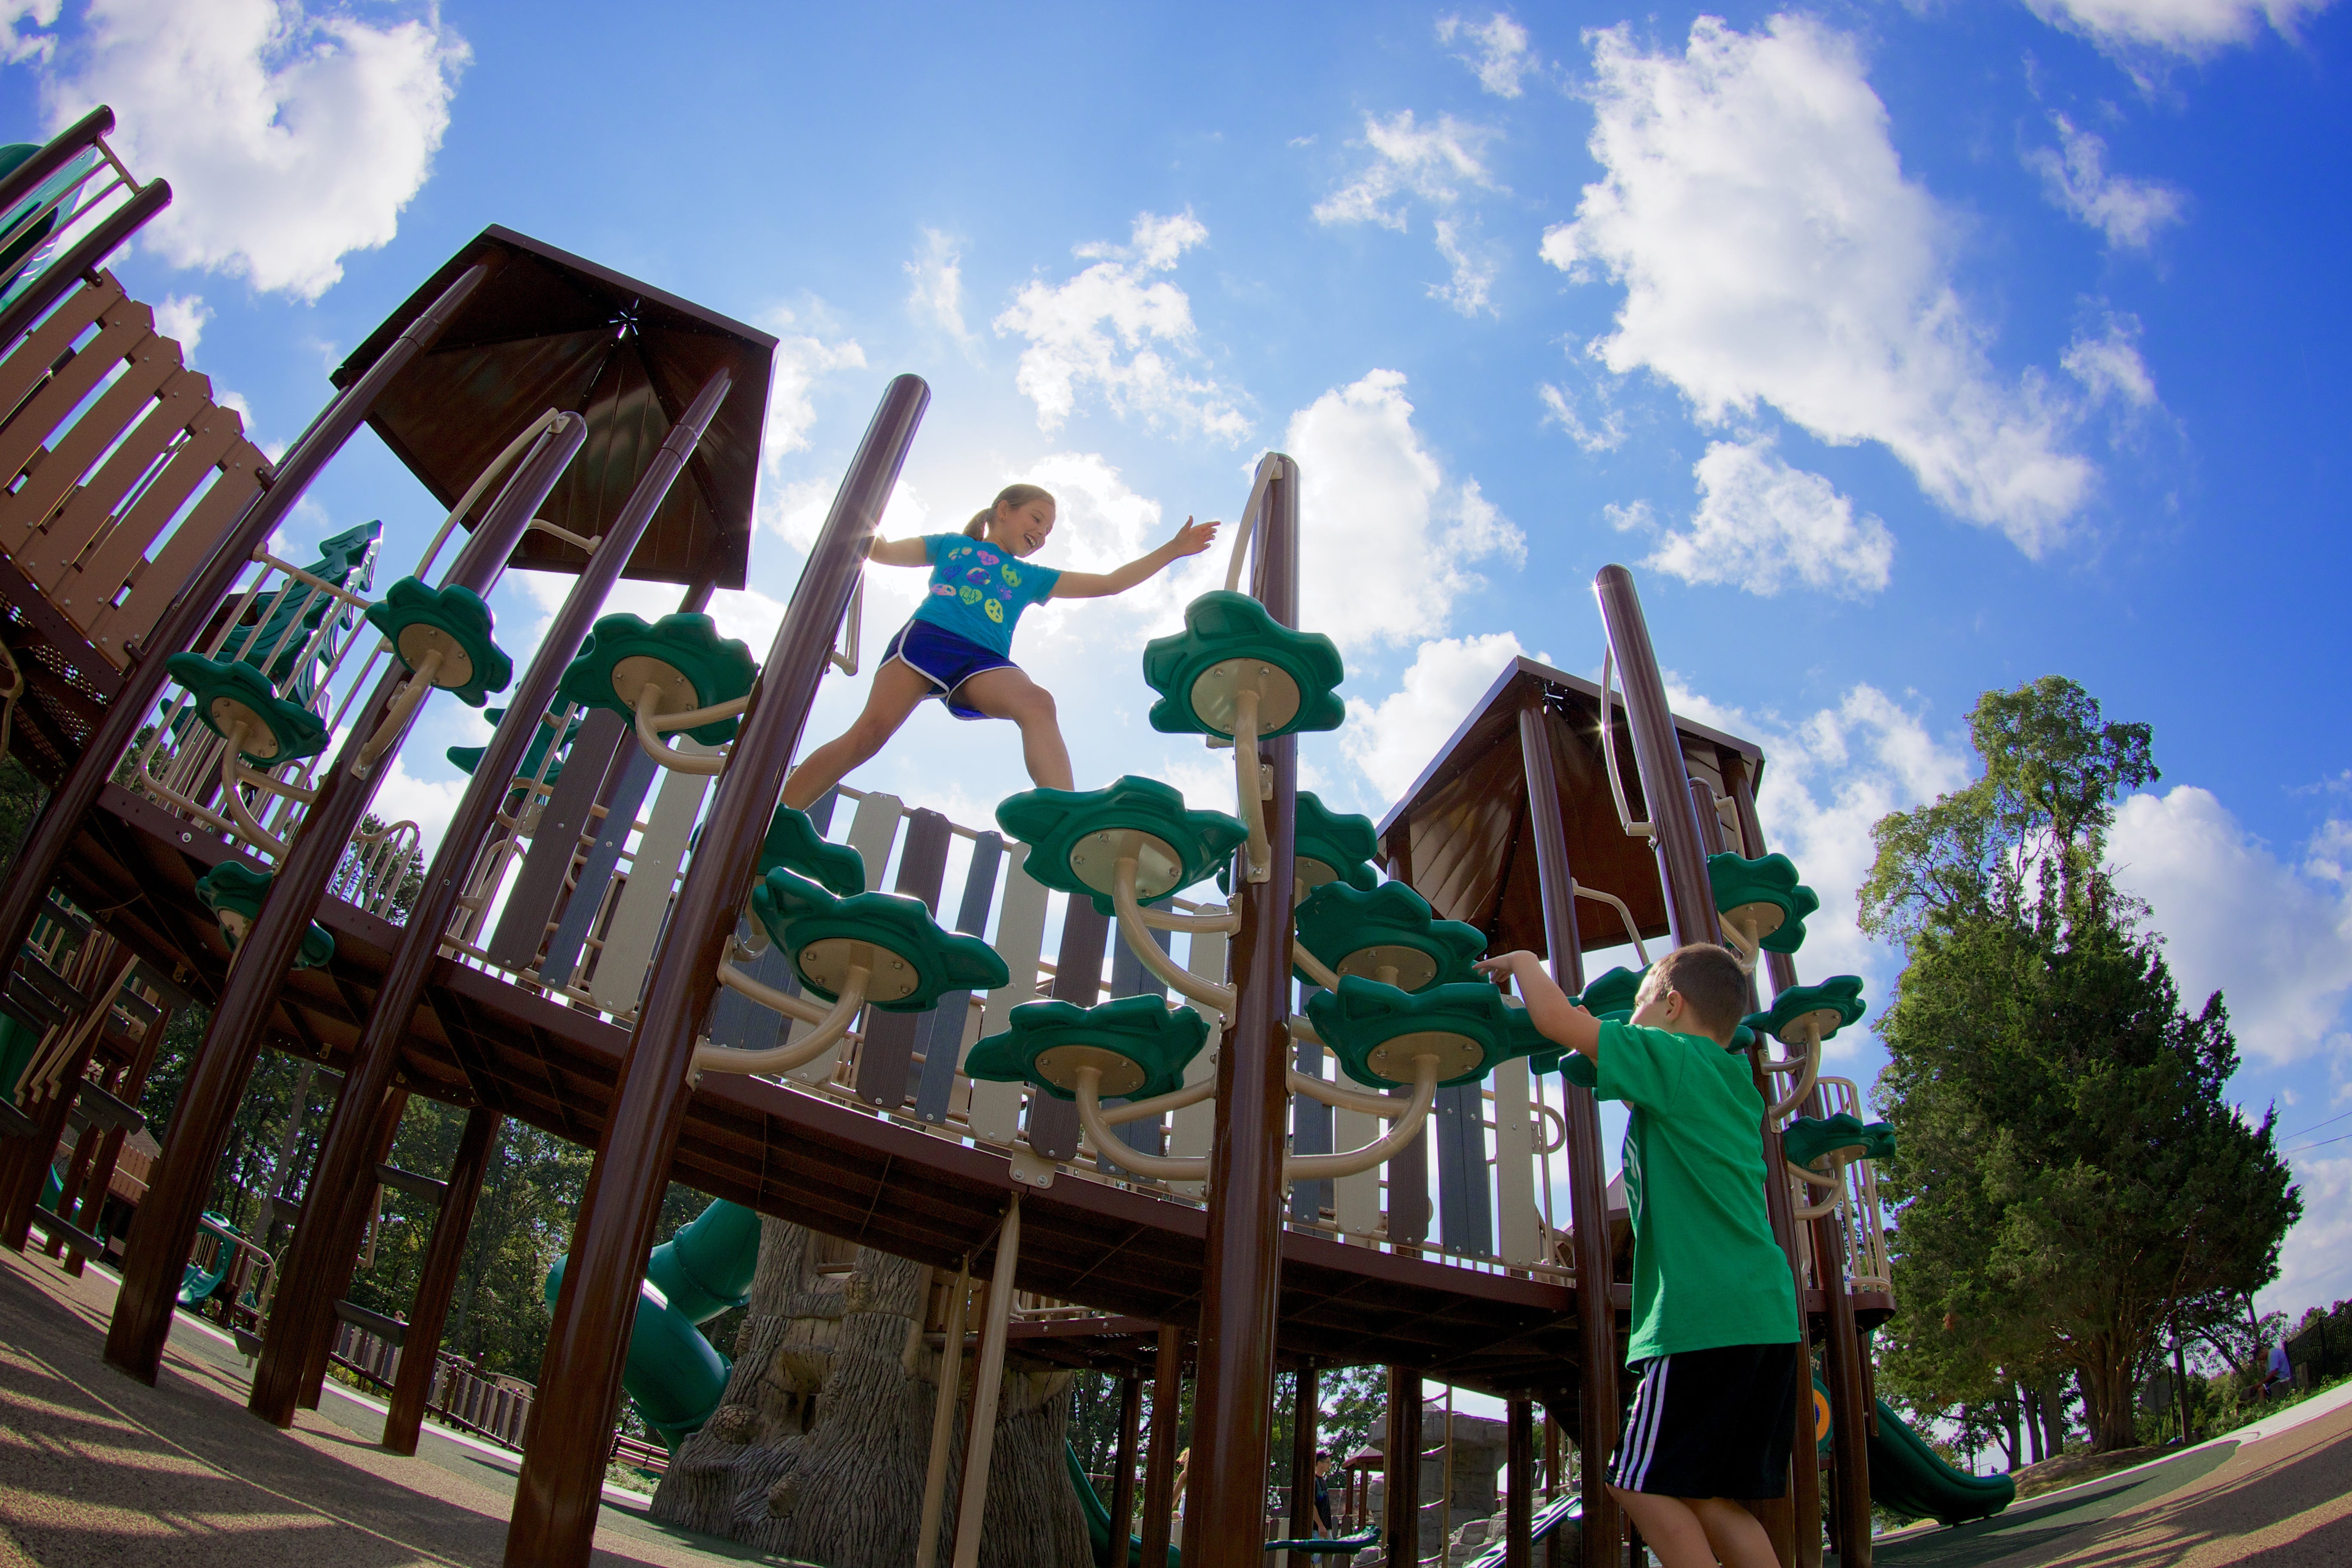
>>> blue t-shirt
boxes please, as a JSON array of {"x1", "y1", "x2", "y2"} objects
[{"x1": 909, "y1": 534, "x2": 1062, "y2": 657}]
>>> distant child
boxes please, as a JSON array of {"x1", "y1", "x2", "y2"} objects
[
  {"x1": 781, "y1": 483, "x2": 1218, "y2": 811},
  {"x1": 1475, "y1": 943, "x2": 1800, "y2": 1568}
]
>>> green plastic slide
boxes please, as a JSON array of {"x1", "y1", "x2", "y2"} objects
[
  {"x1": 1064, "y1": 1441, "x2": 1178, "y2": 1568},
  {"x1": 544, "y1": 1197, "x2": 761, "y2": 1451},
  {"x1": 178, "y1": 1212, "x2": 242, "y2": 1307},
  {"x1": 1813, "y1": 1376, "x2": 2015, "y2": 1527}
]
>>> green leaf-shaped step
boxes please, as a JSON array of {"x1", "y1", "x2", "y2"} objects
[
  {"x1": 194, "y1": 861, "x2": 334, "y2": 970},
  {"x1": 364, "y1": 576, "x2": 511, "y2": 707},
  {"x1": 555, "y1": 612, "x2": 758, "y2": 743},
  {"x1": 1708, "y1": 851, "x2": 1820, "y2": 956},
  {"x1": 1219, "y1": 790, "x2": 1378, "y2": 897},
  {"x1": 997, "y1": 776, "x2": 1246, "y2": 917},
  {"x1": 1141, "y1": 590, "x2": 1345, "y2": 741},
  {"x1": 750, "y1": 868, "x2": 1008, "y2": 1014},
  {"x1": 1782, "y1": 1112, "x2": 1896, "y2": 1169},
  {"x1": 757, "y1": 805, "x2": 866, "y2": 897},
  {"x1": 966, "y1": 995, "x2": 1210, "y2": 1102},
  {"x1": 1294, "y1": 881, "x2": 1485, "y2": 992},
  {"x1": 447, "y1": 706, "x2": 580, "y2": 785},
  {"x1": 1743, "y1": 976, "x2": 1867, "y2": 1046},
  {"x1": 165, "y1": 653, "x2": 329, "y2": 765},
  {"x1": 1305, "y1": 976, "x2": 1549, "y2": 1090}
]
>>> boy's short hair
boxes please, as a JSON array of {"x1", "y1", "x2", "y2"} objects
[{"x1": 1643, "y1": 944, "x2": 1749, "y2": 1041}]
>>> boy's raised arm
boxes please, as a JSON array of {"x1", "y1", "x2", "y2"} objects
[{"x1": 1475, "y1": 949, "x2": 1603, "y2": 1059}]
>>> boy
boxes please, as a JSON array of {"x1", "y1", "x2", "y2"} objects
[{"x1": 1476, "y1": 943, "x2": 1799, "y2": 1568}]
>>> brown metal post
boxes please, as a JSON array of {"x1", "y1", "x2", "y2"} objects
[
  {"x1": 1516, "y1": 696, "x2": 1620, "y2": 1568},
  {"x1": 43, "y1": 1069, "x2": 108, "y2": 1256},
  {"x1": 249, "y1": 367, "x2": 735, "y2": 1424},
  {"x1": 1288, "y1": 1360, "x2": 1320, "y2": 1565},
  {"x1": 1726, "y1": 757, "x2": 1857, "y2": 1568},
  {"x1": 1385, "y1": 1367, "x2": 1423, "y2": 1565},
  {"x1": 1141, "y1": 1325, "x2": 1183, "y2": 1568},
  {"x1": 1591, "y1": 566, "x2": 1720, "y2": 950},
  {"x1": 1, "y1": 1041, "x2": 95, "y2": 1250},
  {"x1": 1189, "y1": 455, "x2": 1299, "y2": 1567},
  {"x1": 383, "y1": 1105, "x2": 502, "y2": 1455},
  {"x1": 64, "y1": 980, "x2": 176, "y2": 1279},
  {"x1": 299, "y1": 1086, "x2": 411, "y2": 1408},
  {"x1": 0, "y1": 260, "x2": 494, "y2": 1040},
  {"x1": 106, "y1": 408, "x2": 584, "y2": 1386},
  {"x1": 1507, "y1": 1398, "x2": 1533, "y2": 1567},
  {"x1": 505, "y1": 375, "x2": 928, "y2": 1568},
  {"x1": 1112, "y1": 1373, "x2": 1143, "y2": 1568}
]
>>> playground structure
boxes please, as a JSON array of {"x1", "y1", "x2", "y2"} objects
[{"x1": 0, "y1": 107, "x2": 2006, "y2": 1568}]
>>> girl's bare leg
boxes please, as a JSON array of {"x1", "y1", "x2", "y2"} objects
[
  {"x1": 954, "y1": 666, "x2": 1074, "y2": 791},
  {"x1": 1608, "y1": 1487, "x2": 1722, "y2": 1568},
  {"x1": 1688, "y1": 1497, "x2": 1780, "y2": 1568},
  {"x1": 780, "y1": 659, "x2": 934, "y2": 810}
]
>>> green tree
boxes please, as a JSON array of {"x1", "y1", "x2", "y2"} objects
[{"x1": 1863, "y1": 677, "x2": 2299, "y2": 1452}]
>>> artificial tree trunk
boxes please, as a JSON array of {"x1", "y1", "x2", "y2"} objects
[{"x1": 651, "y1": 1216, "x2": 1090, "y2": 1568}]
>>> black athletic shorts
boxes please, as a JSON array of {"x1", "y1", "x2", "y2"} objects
[{"x1": 1608, "y1": 1341, "x2": 1801, "y2": 1500}]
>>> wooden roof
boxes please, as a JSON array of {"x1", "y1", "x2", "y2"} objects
[
  {"x1": 1374, "y1": 656, "x2": 1767, "y2": 966},
  {"x1": 334, "y1": 226, "x2": 775, "y2": 589}
]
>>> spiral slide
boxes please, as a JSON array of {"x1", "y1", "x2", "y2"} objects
[{"x1": 1814, "y1": 1377, "x2": 2015, "y2": 1527}]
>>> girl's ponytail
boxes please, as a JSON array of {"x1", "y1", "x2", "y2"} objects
[
  {"x1": 965, "y1": 482, "x2": 1056, "y2": 542},
  {"x1": 963, "y1": 509, "x2": 992, "y2": 539}
]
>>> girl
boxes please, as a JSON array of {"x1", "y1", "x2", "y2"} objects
[{"x1": 781, "y1": 482, "x2": 1218, "y2": 810}]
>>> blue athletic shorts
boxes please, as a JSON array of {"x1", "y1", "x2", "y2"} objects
[{"x1": 885, "y1": 619, "x2": 1016, "y2": 721}]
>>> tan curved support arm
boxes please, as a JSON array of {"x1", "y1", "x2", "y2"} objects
[
  {"x1": 215, "y1": 722, "x2": 290, "y2": 858},
  {"x1": 1786, "y1": 1158, "x2": 1843, "y2": 1191},
  {"x1": 634, "y1": 687, "x2": 732, "y2": 775},
  {"x1": 694, "y1": 959, "x2": 868, "y2": 1076},
  {"x1": 1286, "y1": 1066, "x2": 1411, "y2": 1119},
  {"x1": 1792, "y1": 1183, "x2": 1844, "y2": 1222},
  {"x1": 1292, "y1": 941, "x2": 1340, "y2": 992},
  {"x1": 1114, "y1": 856, "x2": 1236, "y2": 1016},
  {"x1": 1132, "y1": 901, "x2": 1241, "y2": 935},
  {"x1": 1765, "y1": 1017, "x2": 1821, "y2": 1121},
  {"x1": 1075, "y1": 1065, "x2": 1211, "y2": 1182},
  {"x1": 1231, "y1": 686, "x2": 1269, "y2": 884},
  {"x1": 1098, "y1": 1074, "x2": 1219, "y2": 1127},
  {"x1": 1284, "y1": 1054, "x2": 1439, "y2": 1182},
  {"x1": 355, "y1": 648, "x2": 443, "y2": 780},
  {"x1": 1287, "y1": 1012, "x2": 1321, "y2": 1047}
]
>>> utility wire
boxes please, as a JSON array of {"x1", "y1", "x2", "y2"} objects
[
  {"x1": 2277, "y1": 1106, "x2": 2352, "y2": 1142},
  {"x1": 2281, "y1": 1130, "x2": 2352, "y2": 1158}
]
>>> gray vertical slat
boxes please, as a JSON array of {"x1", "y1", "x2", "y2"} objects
[
  {"x1": 485, "y1": 707, "x2": 628, "y2": 971},
  {"x1": 1388, "y1": 1083, "x2": 1430, "y2": 1248},
  {"x1": 852, "y1": 808, "x2": 952, "y2": 1109},
  {"x1": 706, "y1": 790, "x2": 837, "y2": 1052},
  {"x1": 1023, "y1": 896, "x2": 1109, "y2": 1162},
  {"x1": 1435, "y1": 1081, "x2": 1494, "y2": 1259},
  {"x1": 1289, "y1": 982, "x2": 1333, "y2": 1223},
  {"x1": 539, "y1": 744, "x2": 659, "y2": 988},
  {"x1": 913, "y1": 832, "x2": 1002, "y2": 1124},
  {"x1": 1101, "y1": 923, "x2": 1172, "y2": 1175}
]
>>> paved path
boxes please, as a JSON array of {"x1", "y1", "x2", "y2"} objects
[{"x1": 0, "y1": 1244, "x2": 800, "y2": 1567}]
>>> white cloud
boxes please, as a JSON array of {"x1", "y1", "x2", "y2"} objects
[
  {"x1": 369, "y1": 751, "x2": 466, "y2": 858},
  {"x1": 1645, "y1": 436, "x2": 1894, "y2": 598},
  {"x1": 153, "y1": 294, "x2": 211, "y2": 360},
  {"x1": 992, "y1": 210, "x2": 1249, "y2": 444},
  {"x1": 2027, "y1": 0, "x2": 2335, "y2": 60},
  {"x1": 1, "y1": 1, "x2": 58, "y2": 65},
  {"x1": 1429, "y1": 218, "x2": 1498, "y2": 316},
  {"x1": 1437, "y1": 12, "x2": 1536, "y2": 97},
  {"x1": 2261, "y1": 1153, "x2": 2352, "y2": 1321},
  {"x1": 2108, "y1": 787, "x2": 2352, "y2": 1064},
  {"x1": 745, "y1": 304, "x2": 866, "y2": 542},
  {"x1": 1538, "y1": 383, "x2": 1626, "y2": 452},
  {"x1": 2063, "y1": 313, "x2": 2159, "y2": 407},
  {"x1": 1285, "y1": 369, "x2": 1524, "y2": 650},
  {"x1": 905, "y1": 228, "x2": 975, "y2": 346},
  {"x1": 2026, "y1": 115, "x2": 2187, "y2": 250},
  {"x1": 1313, "y1": 110, "x2": 1501, "y2": 232},
  {"x1": 37, "y1": 0, "x2": 467, "y2": 300},
  {"x1": 1344, "y1": 631, "x2": 1528, "y2": 807},
  {"x1": 1547, "y1": 16, "x2": 2095, "y2": 554}
]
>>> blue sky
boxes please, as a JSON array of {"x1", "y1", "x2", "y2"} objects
[{"x1": 4, "y1": 0, "x2": 2348, "y2": 1318}]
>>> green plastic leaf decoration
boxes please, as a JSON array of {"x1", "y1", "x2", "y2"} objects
[
  {"x1": 554, "y1": 612, "x2": 759, "y2": 743},
  {"x1": 757, "y1": 805, "x2": 866, "y2": 897},
  {"x1": 194, "y1": 861, "x2": 334, "y2": 969},
  {"x1": 1708, "y1": 851, "x2": 1823, "y2": 956},
  {"x1": 447, "y1": 706, "x2": 579, "y2": 786},
  {"x1": 1293, "y1": 881, "x2": 1486, "y2": 992},
  {"x1": 1742, "y1": 975, "x2": 1867, "y2": 1044},
  {"x1": 965, "y1": 995, "x2": 1210, "y2": 1102},
  {"x1": 1221, "y1": 790, "x2": 1379, "y2": 896},
  {"x1": 1782, "y1": 1113, "x2": 1896, "y2": 1169},
  {"x1": 996, "y1": 776, "x2": 1247, "y2": 916},
  {"x1": 750, "y1": 868, "x2": 1008, "y2": 1014},
  {"x1": 1577, "y1": 965, "x2": 1647, "y2": 1020},
  {"x1": 363, "y1": 576, "x2": 512, "y2": 707},
  {"x1": 165, "y1": 653, "x2": 329, "y2": 764},
  {"x1": 220, "y1": 520, "x2": 380, "y2": 698},
  {"x1": 1305, "y1": 976, "x2": 1549, "y2": 1090},
  {"x1": 1141, "y1": 590, "x2": 1346, "y2": 741}
]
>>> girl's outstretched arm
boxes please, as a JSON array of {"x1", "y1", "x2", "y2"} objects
[
  {"x1": 867, "y1": 536, "x2": 931, "y2": 567},
  {"x1": 1050, "y1": 517, "x2": 1220, "y2": 599}
]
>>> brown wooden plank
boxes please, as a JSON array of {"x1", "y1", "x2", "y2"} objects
[
  {"x1": 12, "y1": 361, "x2": 199, "y2": 581},
  {"x1": 0, "y1": 302, "x2": 154, "y2": 489},
  {"x1": 0, "y1": 273, "x2": 122, "y2": 420},
  {"x1": 850, "y1": 805, "x2": 951, "y2": 1109},
  {"x1": 81, "y1": 416, "x2": 263, "y2": 663},
  {"x1": 485, "y1": 707, "x2": 629, "y2": 972},
  {"x1": 0, "y1": 339, "x2": 181, "y2": 557}
]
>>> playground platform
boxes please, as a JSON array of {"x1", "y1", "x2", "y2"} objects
[{"x1": 0, "y1": 1243, "x2": 806, "y2": 1567}]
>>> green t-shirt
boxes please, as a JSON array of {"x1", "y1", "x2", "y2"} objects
[
  {"x1": 1577, "y1": 1020, "x2": 1800, "y2": 1362},
  {"x1": 910, "y1": 533, "x2": 1062, "y2": 656}
]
